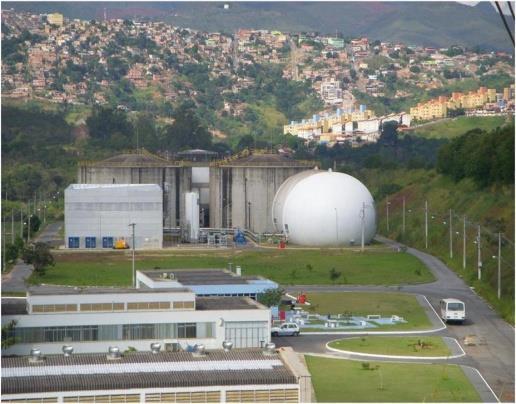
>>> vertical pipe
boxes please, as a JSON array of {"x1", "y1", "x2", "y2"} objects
[
  {"x1": 463, "y1": 215, "x2": 466, "y2": 269},
  {"x1": 477, "y1": 225, "x2": 481, "y2": 281},
  {"x1": 402, "y1": 196, "x2": 405, "y2": 235},
  {"x1": 449, "y1": 209, "x2": 453, "y2": 259},
  {"x1": 497, "y1": 232, "x2": 501, "y2": 299},
  {"x1": 424, "y1": 200, "x2": 428, "y2": 249},
  {"x1": 130, "y1": 223, "x2": 136, "y2": 288}
]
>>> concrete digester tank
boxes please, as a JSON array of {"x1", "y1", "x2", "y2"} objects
[{"x1": 272, "y1": 169, "x2": 376, "y2": 246}]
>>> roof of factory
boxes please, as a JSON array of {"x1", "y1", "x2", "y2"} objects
[
  {"x1": 139, "y1": 269, "x2": 262, "y2": 285},
  {"x1": 213, "y1": 151, "x2": 315, "y2": 167},
  {"x1": 1, "y1": 349, "x2": 297, "y2": 395}
]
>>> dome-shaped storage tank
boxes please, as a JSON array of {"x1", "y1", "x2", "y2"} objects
[{"x1": 272, "y1": 169, "x2": 376, "y2": 246}]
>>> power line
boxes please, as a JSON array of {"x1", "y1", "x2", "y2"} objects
[{"x1": 494, "y1": 1, "x2": 515, "y2": 45}]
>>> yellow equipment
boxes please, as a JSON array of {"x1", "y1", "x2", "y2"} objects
[{"x1": 113, "y1": 239, "x2": 129, "y2": 249}]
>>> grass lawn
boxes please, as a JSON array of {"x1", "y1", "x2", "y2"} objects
[
  {"x1": 328, "y1": 336, "x2": 451, "y2": 357},
  {"x1": 410, "y1": 115, "x2": 510, "y2": 139},
  {"x1": 28, "y1": 248, "x2": 433, "y2": 287},
  {"x1": 305, "y1": 356, "x2": 481, "y2": 402},
  {"x1": 303, "y1": 292, "x2": 432, "y2": 330}
]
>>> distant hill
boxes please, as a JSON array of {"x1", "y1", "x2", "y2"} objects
[{"x1": 4, "y1": 1, "x2": 515, "y2": 51}]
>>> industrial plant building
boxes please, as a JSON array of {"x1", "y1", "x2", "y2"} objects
[
  {"x1": 1, "y1": 347, "x2": 311, "y2": 403},
  {"x1": 64, "y1": 183, "x2": 163, "y2": 249},
  {"x1": 1, "y1": 284, "x2": 271, "y2": 356},
  {"x1": 209, "y1": 153, "x2": 313, "y2": 234},
  {"x1": 76, "y1": 150, "x2": 314, "y2": 238},
  {"x1": 136, "y1": 269, "x2": 279, "y2": 298}
]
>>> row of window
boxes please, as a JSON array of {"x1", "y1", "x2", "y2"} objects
[
  {"x1": 226, "y1": 389, "x2": 299, "y2": 403},
  {"x1": 68, "y1": 237, "x2": 114, "y2": 249},
  {"x1": 11, "y1": 322, "x2": 215, "y2": 343},
  {"x1": 31, "y1": 301, "x2": 194, "y2": 313}
]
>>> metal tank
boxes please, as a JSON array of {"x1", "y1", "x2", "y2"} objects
[
  {"x1": 272, "y1": 169, "x2": 376, "y2": 246},
  {"x1": 209, "y1": 152, "x2": 314, "y2": 234}
]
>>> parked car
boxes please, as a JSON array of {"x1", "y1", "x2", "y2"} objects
[{"x1": 271, "y1": 322, "x2": 300, "y2": 336}]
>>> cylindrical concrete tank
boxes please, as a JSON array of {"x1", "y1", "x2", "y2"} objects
[{"x1": 272, "y1": 169, "x2": 376, "y2": 246}]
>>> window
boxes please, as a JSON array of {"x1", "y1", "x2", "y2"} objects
[
  {"x1": 85, "y1": 237, "x2": 96, "y2": 248},
  {"x1": 102, "y1": 237, "x2": 114, "y2": 248},
  {"x1": 68, "y1": 237, "x2": 79, "y2": 248},
  {"x1": 31, "y1": 304, "x2": 77, "y2": 313},
  {"x1": 178, "y1": 323, "x2": 196, "y2": 338}
]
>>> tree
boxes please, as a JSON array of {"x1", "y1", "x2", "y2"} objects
[
  {"x1": 329, "y1": 268, "x2": 342, "y2": 283},
  {"x1": 257, "y1": 288, "x2": 285, "y2": 307},
  {"x1": 5, "y1": 244, "x2": 19, "y2": 263},
  {"x1": 22, "y1": 242, "x2": 55, "y2": 274},
  {"x1": 1, "y1": 320, "x2": 17, "y2": 349},
  {"x1": 162, "y1": 103, "x2": 212, "y2": 151}
]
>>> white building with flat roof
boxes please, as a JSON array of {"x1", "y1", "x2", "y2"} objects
[
  {"x1": 1, "y1": 285, "x2": 271, "y2": 356},
  {"x1": 65, "y1": 184, "x2": 163, "y2": 249}
]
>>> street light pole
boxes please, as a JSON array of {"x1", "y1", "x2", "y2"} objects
[
  {"x1": 424, "y1": 200, "x2": 428, "y2": 249},
  {"x1": 360, "y1": 202, "x2": 365, "y2": 252},
  {"x1": 477, "y1": 225, "x2": 482, "y2": 281},
  {"x1": 27, "y1": 201, "x2": 31, "y2": 243},
  {"x1": 402, "y1": 196, "x2": 406, "y2": 235},
  {"x1": 386, "y1": 199, "x2": 390, "y2": 233},
  {"x1": 129, "y1": 223, "x2": 136, "y2": 288},
  {"x1": 497, "y1": 232, "x2": 501, "y2": 299},
  {"x1": 11, "y1": 209, "x2": 15, "y2": 244},
  {"x1": 449, "y1": 209, "x2": 453, "y2": 259},
  {"x1": 462, "y1": 215, "x2": 466, "y2": 269}
]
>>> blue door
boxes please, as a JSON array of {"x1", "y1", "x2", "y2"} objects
[
  {"x1": 85, "y1": 237, "x2": 96, "y2": 248},
  {"x1": 102, "y1": 237, "x2": 114, "y2": 248},
  {"x1": 68, "y1": 237, "x2": 79, "y2": 248}
]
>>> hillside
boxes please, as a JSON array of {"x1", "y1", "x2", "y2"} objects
[
  {"x1": 407, "y1": 116, "x2": 513, "y2": 139},
  {"x1": 6, "y1": 1, "x2": 514, "y2": 51},
  {"x1": 355, "y1": 167, "x2": 515, "y2": 323}
]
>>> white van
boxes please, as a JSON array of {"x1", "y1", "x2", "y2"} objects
[{"x1": 440, "y1": 298, "x2": 466, "y2": 323}]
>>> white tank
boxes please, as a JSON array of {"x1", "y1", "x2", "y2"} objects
[{"x1": 272, "y1": 169, "x2": 376, "y2": 246}]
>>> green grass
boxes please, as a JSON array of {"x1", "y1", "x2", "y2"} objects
[
  {"x1": 305, "y1": 356, "x2": 481, "y2": 402},
  {"x1": 409, "y1": 116, "x2": 511, "y2": 139},
  {"x1": 28, "y1": 248, "x2": 433, "y2": 287},
  {"x1": 355, "y1": 168, "x2": 515, "y2": 324},
  {"x1": 303, "y1": 292, "x2": 432, "y2": 331},
  {"x1": 328, "y1": 336, "x2": 451, "y2": 357}
]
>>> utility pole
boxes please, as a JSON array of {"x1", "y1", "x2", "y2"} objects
[
  {"x1": 386, "y1": 199, "x2": 390, "y2": 233},
  {"x1": 20, "y1": 210, "x2": 23, "y2": 241},
  {"x1": 497, "y1": 232, "x2": 501, "y2": 299},
  {"x1": 476, "y1": 225, "x2": 482, "y2": 281},
  {"x1": 129, "y1": 223, "x2": 136, "y2": 288},
  {"x1": 449, "y1": 209, "x2": 453, "y2": 259},
  {"x1": 11, "y1": 209, "x2": 14, "y2": 244},
  {"x1": 424, "y1": 200, "x2": 428, "y2": 249},
  {"x1": 360, "y1": 202, "x2": 365, "y2": 252},
  {"x1": 27, "y1": 201, "x2": 31, "y2": 243},
  {"x1": 402, "y1": 196, "x2": 406, "y2": 235},
  {"x1": 463, "y1": 215, "x2": 466, "y2": 269}
]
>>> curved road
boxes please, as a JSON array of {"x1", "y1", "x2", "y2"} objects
[{"x1": 282, "y1": 236, "x2": 514, "y2": 402}]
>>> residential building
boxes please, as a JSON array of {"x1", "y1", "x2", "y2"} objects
[{"x1": 47, "y1": 12, "x2": 64, "y2": 26}]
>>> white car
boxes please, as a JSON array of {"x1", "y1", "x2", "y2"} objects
[
  {"x1": 440, "y1": 298, "x2": 466, "y2": 323},
  {"x1": 271, "y1": 322, "x2": 300, "y2": 337}
]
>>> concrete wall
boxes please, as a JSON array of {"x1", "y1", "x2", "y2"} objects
[
  {"x1": 210, "y1": 166, "x2": 307, "y2": 234},
  {"x1": 78, "y1": 166, "x2": 192, "y2": 228}
]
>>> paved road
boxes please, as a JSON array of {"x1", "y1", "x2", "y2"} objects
[
  {"x1": 1, "y1": 222, "x2": 63, "y2": 293},
  {"x1": 283, "y1": 236, "x2": 514, "y2": 402},
  {"x1": 34, "y1": 221, "x2": 63, "y2": 248}
]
